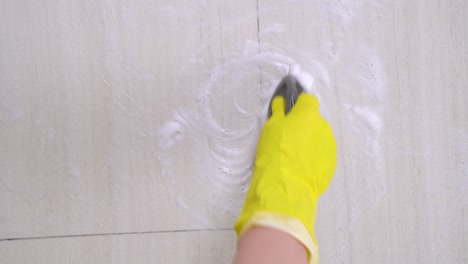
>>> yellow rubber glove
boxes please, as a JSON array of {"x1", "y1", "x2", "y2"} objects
[{"x1": 234, "y1": 94, "x2": 337, "y2": 264}]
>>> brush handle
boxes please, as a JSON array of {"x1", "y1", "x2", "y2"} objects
[{"x1": 267, "y1": 75, "x2": 304, "y2": 117}]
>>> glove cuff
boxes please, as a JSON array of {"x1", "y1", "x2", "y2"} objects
[{"x1": 236, "y1": 212, "x2": 319, "y2": 264}]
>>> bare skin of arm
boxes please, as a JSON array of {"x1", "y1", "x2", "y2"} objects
[{"x1": 233, "y1": 226, "x2": 308, "y2": 264}]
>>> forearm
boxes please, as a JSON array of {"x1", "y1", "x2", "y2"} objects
[{"x1": 233, "y1": 226, "x2": 308, "y2": 264}]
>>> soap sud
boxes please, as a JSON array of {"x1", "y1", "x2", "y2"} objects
[
  {"x1": 158, "y1": 42, "x2": 333, "y2": 225},
  {"x1": 349, "y1": 105, "x2": 383, "y2": 134},
  {"x1": 289, "y1": 64, "x2": 315, "y2": 94},
  {"x1": 157, "y1": 34, "x2": 391, "y2": 229},
  {"x1": 338, "y1": 45, "x2": 387, "y2": 230},
  {"x1": 157, "y1": 3, "x2": 390, "y2": 230}
]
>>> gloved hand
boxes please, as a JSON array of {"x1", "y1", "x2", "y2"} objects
[{"x1": 234, "y1": 93, "x2": 337, "y2": 264}]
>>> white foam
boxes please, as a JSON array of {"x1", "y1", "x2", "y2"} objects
[
  {"x1": 289, "y1": 64, "x2": 315, "y2": 94},
  {"x1": 157, "y1": 15, "x2": 388, "y2": 230}
]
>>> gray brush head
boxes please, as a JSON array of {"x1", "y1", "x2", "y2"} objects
[{"x1": 267, "y1": 75, "x2": 304, "y2": 117}]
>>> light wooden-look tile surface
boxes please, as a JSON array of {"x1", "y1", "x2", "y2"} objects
[
  {"x1": 1, "y1": 0, "x2": 467, "y2": 263},
  {"x1": 0, "y1": 230, "x2": 236, "y2": 264}
]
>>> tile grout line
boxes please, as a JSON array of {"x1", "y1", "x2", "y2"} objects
[
  {"x1": 0, "y1": 228, "x2": 234, "y2": 242},
  {"x1": 256, "y1": 0, "x2": 263, "y2": 89},
  {"x1": 256, "y1": 0, "x2": 261, "y2": 45}
]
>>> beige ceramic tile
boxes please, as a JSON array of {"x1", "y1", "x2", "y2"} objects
[
  {"x1": 1, "y1": 0, "x2": 467, "y2": 263},
  {"x1": 0, "y1": 230, "x2": 236, "y2": 264},
  {"x1": 257, "y1": 1, "x2": 467, "y2": 263},
  {"x1": 0, "y1": 0, "x2": 258, "y2": 238}
]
